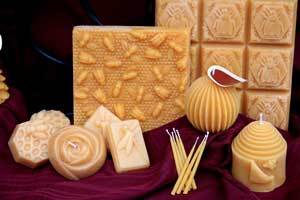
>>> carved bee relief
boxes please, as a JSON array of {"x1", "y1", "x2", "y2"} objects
[
  {"x1": 247, "y1": 96, "x2": 288, "y2": 129},
  {"x1": 204, "y1": 2, "x2": 244, "y2": 41},
  {"x1": 251, "y1": 3, "x2": 294, "y2": 43}
]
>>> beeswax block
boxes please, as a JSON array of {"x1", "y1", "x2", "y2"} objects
[
  {"x1": 156, "y1": 0, "x2": 297, "y2": 129},
  {"x1": 73, "y1": 26, "x2": 190, "y2": 131},
  {"x1": 190, "y1": 44, "x2": 200, "y2": 82},
  {"x1": 84, "y1": 106, "x2": 121, "y2": 148},
  {"x1": 8, "y1": 110, "x2": 70, "y2": 168},
  {"x1": 107, "y1": 120, "x2": 150, "y2": 173},
  {"x1": 232, "y1": 120, "x2": 287, "y2": 192},
  {"x1": 156, "y1": 0, "x2": 200, "y2": 42}
]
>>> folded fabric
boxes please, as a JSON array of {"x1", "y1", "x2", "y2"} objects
[{"x1": 1, "y1": 91, "x2": 300, "y2": 200}]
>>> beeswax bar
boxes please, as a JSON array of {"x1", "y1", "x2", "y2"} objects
[
  {"x1": 73, "y1": 26, "x2": 190, "y2": 131},
  {"x1": 107, "y1": 120, "x2": 150, "y2": 173},
  {"x1": 84, "y1": 106, "x2": 121, "y2": 148}
]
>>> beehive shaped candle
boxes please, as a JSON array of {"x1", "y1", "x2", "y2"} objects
[
  {"x1": 185, "y1": 66, "x2": 243, "y2": 133},
  {"x1": 0, "y1": 69, "x2": 9, "y2": 104},
  {"x1": 231, "y1": 116, "x2": 287, "y2": 192}
]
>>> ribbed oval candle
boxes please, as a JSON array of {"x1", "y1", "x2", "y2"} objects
[
  {"x1": 231, "y1": 115, "x2": 287, "y2": 192},
  {"x1": 185, "y1": 76, "x2": 239, "y2": 133},
  {"x1": 48, "y1": 126, "x2": 107, "y2": 180}
]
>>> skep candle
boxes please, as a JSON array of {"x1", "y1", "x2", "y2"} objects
[{"x1": 231, "y1": 114, "x2": 287, "y2": 192}]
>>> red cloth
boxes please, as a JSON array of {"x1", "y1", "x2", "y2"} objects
[{"x1": 1, "y1": 91, "x2": 300, "y2": 200}]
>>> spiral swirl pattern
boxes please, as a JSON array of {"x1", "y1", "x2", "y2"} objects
[
  {"x1": 48, "y1": 126, "x2": 106, "y2": 180},
  {"x1": 185, "y1": 76, "x2": 239, "y2": 133},
  {"x1": 232, "y1": 121, "x2": 286, "y2": 160}
]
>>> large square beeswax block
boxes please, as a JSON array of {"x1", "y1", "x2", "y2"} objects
[
  {"x1": 73, "y1": 26, "x2": 190, "y2": 131},
  {"x1": 107, "y1": 120, "x2": 150, "y2": 173},
  {"x1": 156, "y1": 0, "x2": 200, "y2": 42},
  {"x1": 84, "y1": 106, "x2": 121, "y2": 146}
]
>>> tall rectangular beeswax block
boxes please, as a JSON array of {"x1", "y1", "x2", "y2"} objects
[
  {"x1": 107, "y1": 120, "x2": 150, "y2": 173},
  {"x1": 156, "y1": 0, "x2": 298, "y2": 130},
  {"x1": 73, "y1": 26, "x2": 191, "y2": 131}
]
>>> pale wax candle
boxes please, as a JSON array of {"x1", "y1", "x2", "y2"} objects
[
  {"x1": 48, "y1": 126, "x2": 107, "y2": 180},
  {"x1": 232, "y1": 114, "x2": 287, "y2": 192}
]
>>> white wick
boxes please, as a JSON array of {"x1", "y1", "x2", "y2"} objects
[
  {"x1": 68, "y1": 141, "x2": 78, "y2": 149},
  {"x1": 259, "y1": 113, "x2": 264, "y2": 125}
]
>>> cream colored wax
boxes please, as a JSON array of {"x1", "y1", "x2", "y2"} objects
[
  {"x1": 107, "y1": 120, "x2": 150, "y2": 173},
  {"x1": 231, "y1": 117, "x2": 287, "y2": 192},
  {"x1": 48, "y1": 126, "x2": 107, "y2": 180}
]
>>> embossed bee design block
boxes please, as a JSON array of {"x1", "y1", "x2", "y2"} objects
[
  {"x1": 190, "y1": 44, "x2": 200, "y2": 82},
  {"x1": 155, "y1": 0, "x2": 297, "y2": 130},
  {"x1": 107, "y1": 120, "x2": 150, "y2": 173},
  {"x1": 250, "y1": 0, "x2": 297, "y2": 44},
  {"x1": 73, "y1": 26, "x2": 190, "y2": 131},
  {"x1": 156, "y1": 0, "x2": 200, "y2": 42},
  {"x1": 245, "y1": 91, "x2": 291, "y2": 130},
  {"x1": 247, "y1": 46, "x2": 292, "y2": 90},
  {"x1": 200, "y1": 44, "x2": 244, "y2": 88},
  {"x1": 203, "y1": 0, "x2": 247, "y2": 43}
]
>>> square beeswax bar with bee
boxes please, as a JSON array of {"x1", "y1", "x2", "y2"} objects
[
  {"x1": 156, "y1": 0, "x2": 298, "y2": 130},
  {"x1": 73, "y1": 26, "x2": 190, "y2": 131},
  {"x1": 107, "y1": 120, "x2": 150, "y2": 173}
]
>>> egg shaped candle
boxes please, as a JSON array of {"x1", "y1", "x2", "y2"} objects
[
  {"x1": 185, "y1": 65, "x2": 245, "y2": 133},
  {"x1": 231, "y1": 114, "x2": 287, "y2": 192}
]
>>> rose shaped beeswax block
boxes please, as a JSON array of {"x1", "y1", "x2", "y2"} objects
[
  {"x1": 185, "y1": 76, "x2": 239, "y2": 133},
  {"x1": 48, "y1": 126, "x2": 107, "y2": 180},
  {"x1": 231, "y1": 119, "x2": 287, "y2": 192}
]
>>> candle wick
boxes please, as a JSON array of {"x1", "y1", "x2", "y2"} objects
[
  {"x1": 68, "y1": 141, "x2": 78, "y2": 149},
  {"x1": 259, "y1": 113, "x2": 264, "y2": 125}
]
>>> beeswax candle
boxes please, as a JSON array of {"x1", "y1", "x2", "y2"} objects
[
  {"x1": 0, "y1": 69, "x2": 9, "y2": 104},
  {"x1": 232, "y1": 114, "x2": 287, "y2": 192},
  {"x1": 185, "y1": 75, "x2": 239, "y2": 133},
  {"x1": 48, "y1": 126, "x2": 107, "y2": 180}
]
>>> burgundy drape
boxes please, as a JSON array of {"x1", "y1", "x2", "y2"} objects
[{"x1": 1, "y1": 0, "x2": 300, "y2": 199}]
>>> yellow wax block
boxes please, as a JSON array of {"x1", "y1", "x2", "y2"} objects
[
  {"x1": 190, "y1": 44, "x2": 200, "y2": 83},
  {"x1": 84, "y1": 106, "x2": 121, "y2": 148},
  {"x1": 156, "y1": 0, "x2": 201, "y2": 42},
  {"x1": 107, "y1": 120, "x2": 150, "y2": 173},
  {"x1": 232, "y1": 121, "x2": 287, "y2": 192},
  {"x1": 185, "y1": 76, "x2": 239, "y2": 133},
  {"x1": 73, "y1": 26, "x2": 191, "y2": 132},
  {"x1": 8, "y1": 121, "x2": 56, "y2": 168},
  {"x1": 155, "y1": 0, "x2": 297, "y2": 130},
  {"x1": 48, "y1": 126, "x2": 107, "y2": 180},
  {"x1": 8, "y1": 110, "x2": 70, "y2": 168}
]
